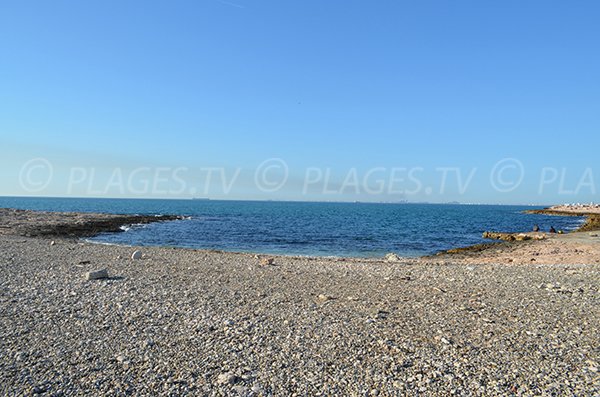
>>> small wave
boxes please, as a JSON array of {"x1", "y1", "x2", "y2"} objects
[
  {"x1": 120, "y1": 223, "x2": 150, "y2": 232},
  {"x1": 84, "y1": 239, "x2": 131, "y2": 247}
]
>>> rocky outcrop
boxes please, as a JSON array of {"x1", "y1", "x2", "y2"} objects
[
  {"x1": 482, "y1": 231, "x2": 547, "y2": 241},
  {"x1": 525, "y1": 208, "x2": 600, "y2": 232},
  {"x1": 0, "y1": 208, "x2": 182, "y2": 238}
]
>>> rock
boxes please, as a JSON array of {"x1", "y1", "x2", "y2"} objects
[
  {"x1": 384, "y1": 253, "x2": 401, "y2": 262},
  {"x1": 85, "y1": 269, "x2": 109, "y2": 280},
  {"x1": 317, "y1": 294, "x2": 332, "y2": 302},
  {"x1": 259, "y1": 257, "x2": 274, "y2": 266},
  {"x1": 217, "y1": 372, "x2": 239, "y2": 385},
  {"x1": 131, "y1": 250, "x2": 142, "y2": 260},
  {"x1": 483, "y1": 231, "x2": 532, "y2": 241},
  {"x1": 50, "y1": 240, "x2": 55, "y2": 246},
  {"x1": 589, "y1": 232, "x2": 599, "y2": 237}
]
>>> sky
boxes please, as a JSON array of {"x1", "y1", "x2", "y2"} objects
[{"x1": 1, "y1": 0, "x2": 599, "y2": 204}]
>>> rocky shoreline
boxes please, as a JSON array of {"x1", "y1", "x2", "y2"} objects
[
  {"x1": 524, "y1": 207, "x2": 600, "y2": 233},
  {"x1": 0, "y1": 208, "x2": 182, "y2": 239},
  {"x1": 0, "y1": 208, "x2": 598, "y2": 395},
  {"x1": 430, "y1": 206, "x2": 600, "y2": 261}
]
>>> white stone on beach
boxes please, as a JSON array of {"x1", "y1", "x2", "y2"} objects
[
  {"x1": 385, "y1": 253, "x2": 401, "y2": 262},
  {"x1": 317, "y1": 294, "x2": 332, "y2": 302},
  {"x1": 85, "y1": 269, "x2": 109, "y2": 280},
  {"x1": 131, "y1": 250, "x2": 142, "y2": 260},
  {"x1": 50, "y1": 240, "x2": 55, "y2": 246}
]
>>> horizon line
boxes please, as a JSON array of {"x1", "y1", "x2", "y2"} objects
[{"x1": 0, "y1": 195, "x2": 555, "y2": 207}]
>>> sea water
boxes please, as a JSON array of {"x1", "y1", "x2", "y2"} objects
[{"x1": 0, "y1": 197, "x2": 584, "y2": 257}]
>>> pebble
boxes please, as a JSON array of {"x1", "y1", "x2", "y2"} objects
[
  {"x1": 384, "y1": 253, "x2": 401, "y2": 262},
  {"x1": 317, "y1": 294, "x2": 332, "y2": 302},
  {"x1": 259, "y1": 257, "x2": 275, "y2": 266},
  {"x1": 131, "y1": 250, "x2": 142, "y2": 260},
  {"x1": 217, "y1": 372, "x2": 239, "y2": 385}
]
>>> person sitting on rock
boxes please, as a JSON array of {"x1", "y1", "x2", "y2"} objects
[
  {"x1": 533, "y1": 224, "x2": 540, "y2": 232},
  {"x1": 549, "y1": 226, "x2": 557, "y2": 233}
]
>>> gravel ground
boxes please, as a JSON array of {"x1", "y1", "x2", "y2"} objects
[{"x1": 1, "y1": 233, "x2": 599, "y2": 396}]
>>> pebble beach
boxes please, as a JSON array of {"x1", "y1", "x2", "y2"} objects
[{"x1": 0, "y1": 209, "x2": 599, "y2": 396}]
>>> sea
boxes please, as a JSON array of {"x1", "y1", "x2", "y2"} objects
[{"x1": 0, "y1": 197, "x2": 585, "y2": 258}]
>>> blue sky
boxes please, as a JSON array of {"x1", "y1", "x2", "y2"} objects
[{"x1": 1, "y1": 1, "x2": 598, "y2": 204}]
